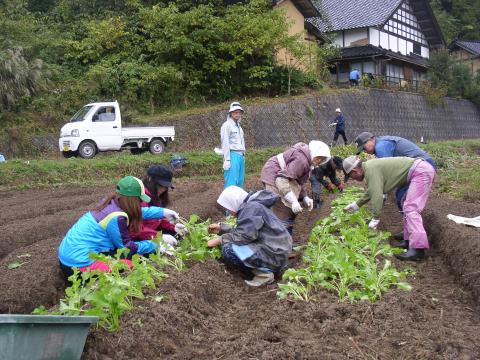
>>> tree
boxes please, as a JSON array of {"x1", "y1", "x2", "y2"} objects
[{"x1": 0, "y1": 47, "x2": 49, "y2": 109}]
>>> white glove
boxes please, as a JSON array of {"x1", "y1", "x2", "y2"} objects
[
  {"x1": 344, "y1": 202, "x2": 359, "y2": 212},
  {"x1": 162, "y1": 234, "x2": 178, "y2": 246},
  {"x1": 157, "y1": 243, "x2": 174, "y2": 256},
  {"x1": 223, "y1": 160, "x2": 231, "y2": 171},
  {"x1": 329, "y1": 122, "x2": 337, "y2": 127},
  {"x1": 163, "y1": 209, "x2": 179, "y2": 222},
  {"x1": 303, "y1": 196, "x2": 314, "y2": 211},
  {"x1": 284, "y1": 191, "x2": 303, "y2": 214},
  {"x1": 383, "y1": 194, "x2": 387, "y2": 204},
  {"x1": 368, "y1": 218, "x2": 380, "y2": 229},
  {"x1": 214, "y1": 147, "x2": 223, "y2": 155},
  {"x1": 174, "y1": 223, "x2": 188, "y2": 236}
]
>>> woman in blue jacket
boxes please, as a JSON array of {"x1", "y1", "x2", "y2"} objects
[{"x1": 58, "y1": 176, "x2": 179, "y2": 277}]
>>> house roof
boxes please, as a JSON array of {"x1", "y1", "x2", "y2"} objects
[
  {"x1": 448, "y1": 40, "x2": 480, "y2": 56},
  {"x1": 309, "y1": 0, "x2": 402, "y2": 32},
  {"x1": 272, "y1": 0, "x2": 320, "y2": 18},
  {"x1": 309, "y1": 0, "x2": 444, "y2": 47},
  {"x1": 332, "y1": 44, "x2": 429, "y2": 68}
]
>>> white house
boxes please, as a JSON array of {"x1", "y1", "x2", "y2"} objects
[{"x1": 309, "y1": 0, "x2": 445, "y2": 85}]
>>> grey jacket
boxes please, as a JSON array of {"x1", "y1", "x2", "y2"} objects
[{"x1": 220, "y1": 190, "x2": 293, "y2": 271}]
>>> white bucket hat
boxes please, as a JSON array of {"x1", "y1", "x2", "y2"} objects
[
  {"x1": 335, "y1": 108, "x2": 341, "y2": 113},
  {"x1": 229, "y1": 102, "x2": 244, "y2": 113},
  {"x1": 342, "y1": 155, "x2": 361, "y2": 181},
  {"x1": 308, "y1": 140, "x2": 331, "y2": 165}
]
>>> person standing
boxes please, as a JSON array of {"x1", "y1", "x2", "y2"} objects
[
  {"x1": 221, "y1": 102, "x2": 246, "y2": 188},
  {"x1": 342, "y1": 156, "x2": 435, "y2": 261},
  {"x1": 329, "y1": 108, "x2": 347, "y2": 145}
]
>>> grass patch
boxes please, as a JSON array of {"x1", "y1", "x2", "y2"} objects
[{"x1": 1, "y1": 140, "x2": 479, "y2": 197}]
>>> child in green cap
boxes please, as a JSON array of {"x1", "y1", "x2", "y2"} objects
[{"x1": 58, "y1": 176, "x2": 179, "y2": 277}]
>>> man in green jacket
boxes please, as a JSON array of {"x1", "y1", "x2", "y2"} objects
[{"x1": 342, "y1": 156, "x2": 435, "y2": 261}]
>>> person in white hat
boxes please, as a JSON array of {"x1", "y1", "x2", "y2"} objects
[
  {"x1": 260, "y1": 140, "x2": 331, "y2": 235},
  {"x1": 220, "y1": 102, "x2": 246, "y2": 188},
  {"x1": 329, "y1": 108, "x2": 347, "y2": 146},
  {"x1": 207, "y1": 186, "x2": 292, "y2": 287}
]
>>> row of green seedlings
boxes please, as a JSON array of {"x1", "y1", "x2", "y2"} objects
[
  {"x1": 277, "y1": 187, "x2": 414, "y2": 302},
  {"x1": 33, "y1": 214, "x2": 229, "y2": 331}
]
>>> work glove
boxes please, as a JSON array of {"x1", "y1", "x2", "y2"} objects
[
  {"x1": 162, "y1": 234, "x2": 178, "y2": 246},
  {"x1": 326, "y1": 183, "x2": 335, "y2": 192},
  {"x1": 174, "y1": 223, "x2": 189, "y2": 236},
  {"x1": 328, "y1": 122, "x2": 337, "y2": 127},
  {"x1": 303, "y1": 196, "x2": 314, "y2": 211},
  {"x1": 163, "y1": 209, "x2": 179, "y2": 222},
  {"x1": 344, "y1": 202, "x2": 359, "y2": 212},
  {"x1": 383, "y1": 194, "x2": 387, "y2": 204},
  {"x1": 157, "y1": 242, "x2": 174, "y2": 256},
  {"x1": 223, "y1": 160, "x2": 231, "y2": 171},
  {"x1": 368, "y1": 218, "x2": 380, "y2": 229},
  {"x1": 284, "y1": 191, "x2": 303, "y2": 214},
  {"x1": 337, "y1": 182, "x2": 345, "y2": 192}
]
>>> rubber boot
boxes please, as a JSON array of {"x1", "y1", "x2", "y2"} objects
[
  {"x1": 312, "y1": 193, "x2": 323, "y2": 209},
  {"x1": 244, "y1": 270, "x2": 274, "y2": 287},
  {"x1": 393, "y1": 240, "x2": 409, "y2": 249},
  {"x1": 395, "y1": 248, "x2": 425, "y2": 261},
  {"x1": 393, "y1": 231, "x2": 404, "y2": 240}
]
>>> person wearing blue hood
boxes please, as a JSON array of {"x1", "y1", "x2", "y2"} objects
[{"x1": 207, "y1": 186, "x2": 293, "y2": 287}]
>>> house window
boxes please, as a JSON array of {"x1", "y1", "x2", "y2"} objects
[{"x1": 413, "y1": 43, "x2": 421, "y2": 55}]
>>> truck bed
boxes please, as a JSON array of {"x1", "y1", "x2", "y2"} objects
[{"x1": 121, "y1": 126, "x2": 175, "y2": 139}]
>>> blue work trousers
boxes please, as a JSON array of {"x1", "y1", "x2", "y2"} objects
[{"x1": 224, "y1": 151, "x2": 245, "y2": 188}]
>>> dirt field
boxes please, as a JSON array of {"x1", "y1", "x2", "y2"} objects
[{"x1": 1, "y1": 177, "x2": 479, "y2": 359}]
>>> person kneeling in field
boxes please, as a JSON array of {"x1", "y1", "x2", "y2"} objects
[
  {"x1": 129, "y1": 165, "x2": 188, "y2": 247},
  {"x1": 207, "y1": 186, "x2": 293, "y2": 287},
  {"x1": 342, "y1": 156, "x2": 435, "y2": 261},
  {"x1": 58, "y1": 176, "x2": 179, "y2": 278}
]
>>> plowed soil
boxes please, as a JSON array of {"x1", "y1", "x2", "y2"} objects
[{"x1": 0, "y1": 178, "x2": 479, "y2": 359}]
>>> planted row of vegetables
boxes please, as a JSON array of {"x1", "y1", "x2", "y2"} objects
[
  {"x1": 34, "y1": 215, "x2": 222, "y2": 331},
  {"x1": 278, "y1": 187, "x2": 413, "y2": 302}
]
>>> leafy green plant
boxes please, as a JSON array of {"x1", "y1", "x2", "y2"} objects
[{"x1": 278, "y1": 187, "x2": 413, "y2": 302}]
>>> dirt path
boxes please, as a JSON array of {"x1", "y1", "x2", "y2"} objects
[{"x1": 0, "y1": 179, "x2": 479, "y2": 359}]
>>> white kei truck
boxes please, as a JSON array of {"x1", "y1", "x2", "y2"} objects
[{"x1": 58, "y1": 101, "x2": 175, "y2": 159}]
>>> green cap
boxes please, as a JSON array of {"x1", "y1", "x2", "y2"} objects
[{"x1": 116, "y1": 176, "x2": 151, "y2": 202}]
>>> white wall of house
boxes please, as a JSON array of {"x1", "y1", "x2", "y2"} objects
[
  {"x1": 421, "y1": 46, "x2": 429, "y2": 58},
  {"x1": 334, "y1": 28, "x2": 369, "y2": 47}
]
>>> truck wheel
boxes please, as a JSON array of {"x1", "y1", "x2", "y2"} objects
[
  {"x1": 78, "y1": 141, "x2": 97, "y2": 159},
  {"x1": 149, "y1": 139, "x2": 165, "y2": 155}
]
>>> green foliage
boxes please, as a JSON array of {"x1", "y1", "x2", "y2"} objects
[
  {"x1": 34, "y1": 248, "x2": 168, "y2": 331},
  {"x1": 277, "y1": 187, "x2": 413, "y2": 302},
  {"x1": 170, "y1": 214, "x2": 221, "y2": 271},
  {"x1": 431, "y1": 0, "x2": 480, "y2": 43},
  {"x1": 426, "y1": 50, "x2": 480, "y2": 105}
]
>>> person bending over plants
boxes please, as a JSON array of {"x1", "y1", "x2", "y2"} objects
[
  {"x1": 260, "y1": 141, "x2": 331, "y2": 236},
  {"x1": 207, "y1": 186, "x2": 292, "y2": 287},
  {"x1": 129, "y1": 165, "x2": 188, "y2": 247},
  {"x1": 342, "y1": 156, "x2": 435, "y2": 261},
  {"x1": 58, "y1": 176, "x2": 179, "y2": 278}
]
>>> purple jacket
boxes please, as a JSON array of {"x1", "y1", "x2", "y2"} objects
[{"x1": 260, "y1": 143, "x2": 312, "y2": 199}]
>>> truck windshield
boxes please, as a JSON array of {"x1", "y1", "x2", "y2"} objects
[{"x1": 70, "y1": 106, "x2": 93, "y2": 122}]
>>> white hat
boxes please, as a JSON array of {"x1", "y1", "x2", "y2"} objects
[
  {"x1": 229, "y1": 102, "x2": 244, "y2": 113},
  {"x1": 217, "y1": 186, "x2": 248, "y2": 213},
  {"x1": 335, "y1": 108, "x2": 341, "y2": 113},
  {"x1": 343, "y1": 155, "x2": 361, "y2": 175},
  {"x1": 308, "y1": 141, "x2": 331, "y2": 165}
]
